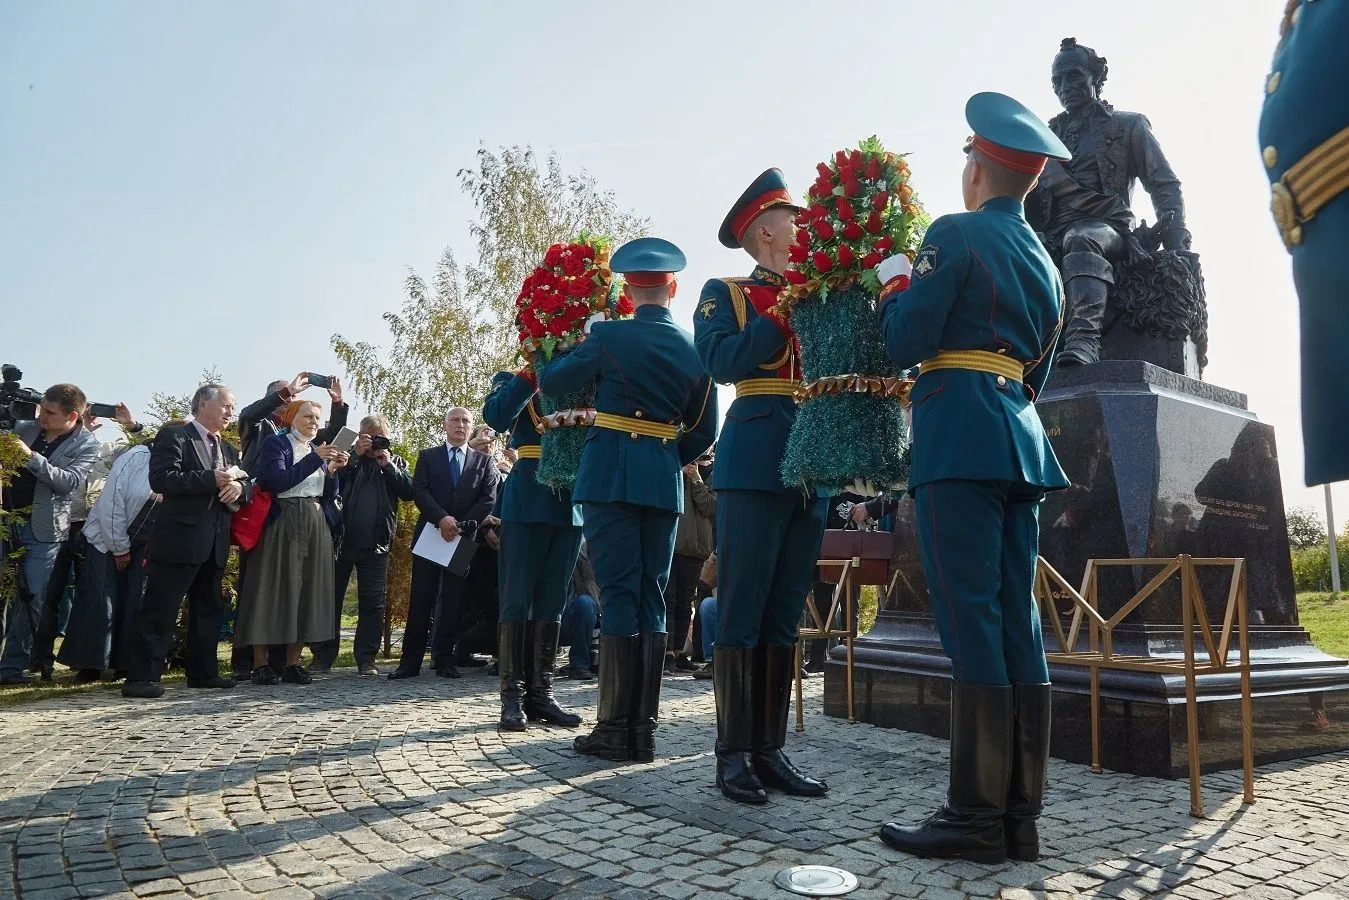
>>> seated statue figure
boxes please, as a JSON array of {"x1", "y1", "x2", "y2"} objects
[{"x1": 1028, "y1": 37, "x2": 1204, "y2": 371}]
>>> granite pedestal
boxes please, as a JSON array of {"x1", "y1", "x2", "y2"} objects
[{"x1": 825, "y1": 361, "x2": 1349, "y2": 778}]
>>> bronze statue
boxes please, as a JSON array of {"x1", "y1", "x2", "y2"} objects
[{"x1": 1029, "y1": 38, "x2": 1205, "y2": 372}]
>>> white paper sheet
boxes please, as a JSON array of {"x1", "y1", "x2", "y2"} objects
[{"x1": 411, "y1": 523, "x2": 460, "y2": 568}]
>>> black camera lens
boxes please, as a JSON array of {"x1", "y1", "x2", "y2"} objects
[{"x1": 369, "y1": 435, "x2": 391, "y2": 451}]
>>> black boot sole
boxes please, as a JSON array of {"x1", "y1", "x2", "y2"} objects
[
  {"x1": 878, "y1": 825, "x2": 1008, "y2": 864},
  {"x1": 716, "y1": 774, "x2": 769, "y2": 805}
]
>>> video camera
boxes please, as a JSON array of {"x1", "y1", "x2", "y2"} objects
[{"x1": 0, "y1": 365, "x2": 43, "y2": 432}]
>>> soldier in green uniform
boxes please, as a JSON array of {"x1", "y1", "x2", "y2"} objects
[
  {"x1": 1259, "y1": 0, "x2": 1349, "y2": 486},
  {"x1": 694, "y1": 169, "x2": 830, "y2": 805},
  {"x1": 538, "y1": 237, "x2": 716, "y2": 763},
  {"x1": 874, "y1": 93, "x2": 1071, "y2": 864},
  {"x1": 482, "y1": 369, "x2": 584, "y2": 732}
]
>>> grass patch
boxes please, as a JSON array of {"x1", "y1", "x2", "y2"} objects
[{"x1": 1297, "y1": 592, "x2": 1349, "y2": 659}]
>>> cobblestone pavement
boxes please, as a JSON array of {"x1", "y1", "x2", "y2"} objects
[{"x1": 2, "y1": 670, "x2": 1348, "y2": 900}]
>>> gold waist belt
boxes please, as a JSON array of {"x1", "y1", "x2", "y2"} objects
[
  {"x1": 514, "y1": 445, "x2": 542, "y2": 459},
  {"x1": 919, "y1": 350, "x2": 1024, "y2": 383},
  {"x1": 735, "y1": 378, "x2": 801, "y2": 398},
  {"x1": 1271, "y1": 125, "x2": 1349, "y2": 249},
  {"x1": 593, "y1": 412, "x2": 680, "y2": 441}
]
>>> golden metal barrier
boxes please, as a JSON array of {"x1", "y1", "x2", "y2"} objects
[
  {"x1": 793, "y1": 559, "x2": 901, "y2": 732},
  {"x1": 1037, "y1": 554, "x2": 1255, "y2": 817}
]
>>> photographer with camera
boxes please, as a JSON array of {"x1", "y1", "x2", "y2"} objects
[
  {"x1": 30, "y1": 401, "x2": 142, "y2": 680},
  {"x1": 1, "y1": 384, "x2": 101, "y2": 685},
  {"x1": 310, "y1": 415, "x2": 413, "y2": 677}
]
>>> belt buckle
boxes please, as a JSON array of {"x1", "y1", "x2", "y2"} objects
[{"x1": 1270, "y1": 179, "x2": 1304, "y2": 250}]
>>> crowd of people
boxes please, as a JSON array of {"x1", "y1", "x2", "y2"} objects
[{"x1": 0, "y1": 374, "x2": 784, "y2": 695}]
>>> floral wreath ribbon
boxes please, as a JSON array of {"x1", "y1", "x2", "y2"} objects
[
  {"x1": 528, "y1": 403, "x2": 597, "y2": 434},
  {"x1": 794, "y1": 373, "x2": 914, "y2": 407}
]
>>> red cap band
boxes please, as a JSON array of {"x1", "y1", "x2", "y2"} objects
[
  {"x1": 971, "y1": 136, "x2": 1048, "y2": 176},
  {"x1": 624, "y1": 272, "x2": 675, "y2": 287},
  {"x1": 730, "y1": 188, "x2": 796, "y2": 242}
]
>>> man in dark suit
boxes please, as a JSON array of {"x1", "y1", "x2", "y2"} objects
[
  {"x1": 122, "y1": 384, "x2": 246, "y2": 699},
  {"x1": 389, "y1": 407, "x2": 499, "y2": 680}
]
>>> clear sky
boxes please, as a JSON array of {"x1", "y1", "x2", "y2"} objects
[{"x1": 3, "y1": 1, "x2": 1337, "y2": 525}]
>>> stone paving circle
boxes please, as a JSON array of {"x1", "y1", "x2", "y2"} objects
[{"x1": 2, "y1": 670, "x2": 1348, "y2": 899}]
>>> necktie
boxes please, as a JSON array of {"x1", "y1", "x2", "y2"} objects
[
  {"x1": 208, "y1": 434, "x2": 221, "y2": 470},
  {"x1": 450, "y1": 446, "x2": 462, "y2": 486}
]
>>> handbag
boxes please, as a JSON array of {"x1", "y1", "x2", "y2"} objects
[
  {"x1": 818, "y1": 521, "x2": 893, "y2": 585},
  {"x1": 230, "y1": 486, "x2": 273, "y2": 552}
]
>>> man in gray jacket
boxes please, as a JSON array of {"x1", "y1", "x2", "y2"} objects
[{"x1": 1, "y1": 384, "x2": 100, "y2": 684}]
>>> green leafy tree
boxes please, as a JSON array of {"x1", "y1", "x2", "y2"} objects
[
  {"x1": 332, "y1": 145, "x2": 648, "y2": 450},
  {"x1": 1286, "y1": 506, "x2": 1328, "y2": 551}
]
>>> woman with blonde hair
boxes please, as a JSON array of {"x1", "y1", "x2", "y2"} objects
[{"x1": 235, "y1": 399, "x2": 348, "y2": 684}]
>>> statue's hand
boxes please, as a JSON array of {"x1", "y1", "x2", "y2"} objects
[{"x1": 1160, "y1": 227, "x2": 1192, "y2": 252}]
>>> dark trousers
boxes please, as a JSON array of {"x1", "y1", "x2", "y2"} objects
[
  {"x1": 315, "y1": 548, "x2": 389, "y2": 667},
  {"x1": 715, "y1": 489, "x2": 828, "y2": 648},
  {"x1": 56, "y1": 544, "x2": 147, "y2": 672},
  {"x1": 32, "y1": 524, "x2": 87, "y2": 668},
  {"x1": 396, "y1": 556, "x2": 466, "y2": 673},
  {"x1": 583, "y1": 502, "x2": 678, "y2": 635},
  {"x1": 663, "y1": 553, "x2": 705, "y2": 655},
  {"x1": 498, "y1": 522, "x2": 583, "y2": 623},
  {"x1": 128, "y1": 558, "x2": 225, "y2": 682},
  {"x1": 912, "y1": 479, "x2": 1050, "y2": 686}
]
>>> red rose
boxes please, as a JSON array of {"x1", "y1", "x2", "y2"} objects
[
  {"x1": 810, "y1": 203, "x2": 829, "y2": 220},
  {"x1": 872, "y1": 191, "x2": 890, "y2": 211},
  {"x1": 865, "y1": 157, "x2": 882, "y2": 180},
  {"x1": 794, "y1": 210, "x2": 811, "y2": 227},
  {"x1": 567, "y1": 278, "x2": 592, "y2": 297},
  {"x1": 547, "y1": 317, "x2": 568, "y2": 337},
  {"x1": 875, "y1": 236, "x2": 894, "y2": 252},
  {"x1": 812, "y1": 178, "x2": 832, "y2": 199},
  {"x1": 842, "y1": 221, "x2": 863, "y2": 240},
  {"x1": 544, "y1": 245, "x2": 564, "y2": 267},
  {"x1": 783, "y1": 268, "x2": 807, "y2": 285},
  {"x1": 814, "y1": 219, "x2": 835, "y2": 240},
  {"x1": 833, "y1": 151, "x2": 849, "y2": 170},
  {"x1": 616, "y1": 295, "x2": 635, "y2": 315},
  {"x1": 788, "y1": 243, "x2": 808, "y2": 263},
  {"x1": 849, "y1": 149, "x2": 863, "y2": 168},
  {"x1": 795, "y1": 227, "x2": 810, "y2": 246},
  {"x1": 561, "y1": 254, "x2": 585, "y2": 276},
  {"x1": 527, "y1": 319, "x2": 546, "y2": 338},
  {"x1": 864, "y1": 210, "x2": 884, "y2": 234},
  {"x1": 576, "y1": 245, "x2": 595, "y2": 261},
  {"x1": 836, "y1": 245, "x2": 856, "y2": 267},
  {"x1": 862, "y1": 251, "x2": 884, "y2": 268},
  {"x1": 835, "y1": 198, "x2": 855, "y2": 221},
  {"x1": 812, "y1": 251, "x2": 834, "y2": 272},
  {"x1": 843, "y1": 178, "x2": 861, "y2": 197},
  {"x1": 817, "y1": 162, "x2": 833, "y2": 180}
]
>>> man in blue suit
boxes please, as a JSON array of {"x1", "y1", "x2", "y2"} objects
[
  {"x1": 694, "y1": 168, "x2": 830, "y2": 805},
  {"x1": 389, "y1": 407, "x2": 499, "y2": 681},
  {"x1": 1259, "y1": 1, "x2": 1349, "y2": 487},
  {"x1": 538, "y1": 237, "x2": 717, "y2": 763},
  {"x1": 874, "y1": 93, "x2": 1071, "y2": 864},
  {"x1": 483, "y1": 369, "x2": 584, "y2": 732}
]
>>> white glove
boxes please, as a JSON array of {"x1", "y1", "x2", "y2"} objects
[{"x1": 876, "y1": 254, "x2": 913, "y2": 285}]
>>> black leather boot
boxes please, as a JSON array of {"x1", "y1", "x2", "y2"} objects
[
  {"x1": 753, "y1": 644, "x2": 828, "y2": 797},
  {"x1": 880, "y1": 682, "x2": 1013, "y2": 864},
  {"x1": 574, "y1": 634, "x2": 638, "y2": 761},
  {"x1": 1058, "y1": 275, "x2": 1109, "y2": 366},
  {"x1": 524, "y1": 621, "x2": 582, "y2": 727},
  {"x1": 713, "y1": 646, "x2": 767, "y2": 804},
  {"x1": 497, "y1": 622, "x2": 527, "y2": 732},
  {"x1": 1006, "y1": 683, "x2": 1052, "y2": 862},
  {"x1": 631, "y1": 632, "x2": 667, "y2": 762}
]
